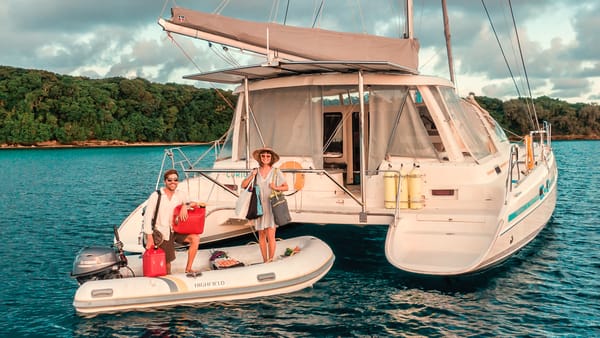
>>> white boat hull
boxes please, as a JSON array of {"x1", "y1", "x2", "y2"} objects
[
  {"x1": 384, "y1": 148, "x2": 558, "y2": 276},
  {"x1": 73, "y1": 236, "x2": 334, "y2": 315}
]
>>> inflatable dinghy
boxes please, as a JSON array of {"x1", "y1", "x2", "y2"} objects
[{"x1": 72, "y1": 236, "x2": 334, "y2": 315}]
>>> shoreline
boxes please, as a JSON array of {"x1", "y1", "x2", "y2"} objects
[
  {"x1": 1, "y1": 135, "x2": 597, "y2": 150},
  {"x1": 0, "y1": 140, "x2": 209, "y2": 149}
]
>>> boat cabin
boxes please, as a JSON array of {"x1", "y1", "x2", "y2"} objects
[{"x1": 187, "y1": 61, "x2": 509, "y2": 189}]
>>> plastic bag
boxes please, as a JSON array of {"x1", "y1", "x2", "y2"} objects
[{"x1": 235, "y1": 183, "x2": 253, "y2": 217}]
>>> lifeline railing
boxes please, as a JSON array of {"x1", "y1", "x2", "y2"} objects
[
  {"x1": 183, "y1": 168, "x2": 365, "y2": 207},
  {"x1": 151, "y1": 146, "x2": 370, "y2": 216},
  {"x1": 505, "y1": 121, "x2": 551, "y2": 200},
  {"x1": 152, "y1": 141, "x2": 223, "y2": 190}
]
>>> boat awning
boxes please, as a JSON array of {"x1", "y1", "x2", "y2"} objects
[
  {"x1": 183, "y1": 60, "x2": 419, "y2": 84},
  {"x1": 163, "y1": 7, "x2": 420, "y2": 72}
]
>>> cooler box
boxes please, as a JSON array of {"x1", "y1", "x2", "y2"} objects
[
  {"x1": 143, "y1": 247, "x2": 167, "y2": 277},
  {"x1": 172, "y1": 204, "x2": 205, "y2": 234}
]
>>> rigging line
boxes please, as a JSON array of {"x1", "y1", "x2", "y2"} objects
[
  {"x1": 208, "y1": 42, "x2": 240, "y2": 67},
  {"x1": 356, "y1": 0, "x2": 366, "y2": 34},
  {"x1": 481, "y1": 0, "x2": 521, "y2": 98},
  {"x1": 160, "y1": 0, "x2": 169, "y2": 19},
  {"x1": 500, "y1": 4, "x2": 525, "y2": 90},
  {"x1": 499, "y1": 2, "x2": 534, "y2": 126},
  {"x1": 503, "y1": 126, "x2": 525, "y2": 140},
  {"x1": 269, "y1": 0, "x2": 280, "y2": 23},
  {"x1": 502, "y1": 5, "x2": 535, "y2": 127},
  {"x1": 312, "y1": 0, "x2": 324, "y2": 28},
  {"x1": 223, "y1": 48, "x2": 242, "y2": 67},
  {"x1": 209, "y1": 43, "x2": 228, "y2": 65},
  {"x1": 501, "y1": 4, "x2": 527, "y2": 95},
  {"x1": 214, "y1": 0, "x2": 230, "y2": 14},
  {"x1": 247, "y1": 106, "x2": 266, "y2": 149},
  {"x1": 165, "y1": 32, "x2": 235, "y2": 110},
  {"x1": 508, "y1": 0, "x2": 539, "y2": 131},
  {"x1": 284, "y1": 0, "x2": 290, "y2": 25},
  {"x1": 419, "y1": 46, "x2": 444, "y2": 71}
]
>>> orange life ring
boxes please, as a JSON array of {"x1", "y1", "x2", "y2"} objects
[{"x1": 279, "y1": 161, "x2": 305, "y2": 191}]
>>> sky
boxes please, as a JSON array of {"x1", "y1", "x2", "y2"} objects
[{"x1": 1, "y1": 0, "x2": 598, "y2": 104}]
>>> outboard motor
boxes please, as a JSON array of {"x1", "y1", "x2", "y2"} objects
[{"x1": 71, "y1": 227, "x2": 130, "y2": 284}]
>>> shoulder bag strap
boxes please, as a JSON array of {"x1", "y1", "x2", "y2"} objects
[
  {"x1": 270, "y1": 168, "x2": 280, "y2": 195},
  {"x1": 252, "y1": 167, "x2": 259, "y2": 187},
  {"x1": 270, "y1": 168, "x2": 277, "y2": 184},
  {"x1": 151, "y1": 189, "x2": 162, "y2": 231}
]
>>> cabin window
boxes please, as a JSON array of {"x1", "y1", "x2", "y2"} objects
[
  {"x1": 437, "y1": 87, "x2": 494, "y2": 160},
  {"x1": 489, "y1": 118, "x2": 508, "y2": 143},
  {"x1": 472, "y1": 103, "x2": 508, "y2": 144},
  {"x1": 323, "y1": 113, "x2": 343, "y2": 156}
]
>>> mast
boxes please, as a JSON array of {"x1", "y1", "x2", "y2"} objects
[
  {"x1": 405, "y1": 0, "x2": 413, "y2": 39},
  {"x1": 442, "y1": 0, "x2": 456, "y2": 84}
]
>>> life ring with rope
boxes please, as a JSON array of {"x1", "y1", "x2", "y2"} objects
[{"x1": 279, "y1": 161, "x2": 305, "y2": 193}]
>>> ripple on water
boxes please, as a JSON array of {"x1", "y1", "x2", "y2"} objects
[{"x1": 1, "y1": 142, "x2": 599, "y2": 336}]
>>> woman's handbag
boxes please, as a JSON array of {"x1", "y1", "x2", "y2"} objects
[
  {"x1": 235, "y1": 180, "x2": 253, "y2": 217},
  {"x1": 245, "y1": 175, "x2": 263, "y2": 220},
  {"x1": 270, "y1": 169, "x2": 291, "y2": 225}
]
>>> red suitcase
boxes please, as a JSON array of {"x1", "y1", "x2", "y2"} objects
[
  {"x1": 172, "y1": 204, "x2": 205, "y2": 234},
  {"x1": 143, "y1": 246, "x2": 167, "y2": 277}
]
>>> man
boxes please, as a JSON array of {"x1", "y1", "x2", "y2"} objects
[{"x1": 143, "y1": 169, "x2": 200, "y2": 274}]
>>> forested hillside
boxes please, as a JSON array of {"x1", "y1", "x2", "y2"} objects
[
  {"x1": 0, "y1": 66, "x2": 235, "y2": 146},
  {"x1": 475, "y1": 95, "x2": 599, "y2": 140},
  {"x1": 0, "y1": 65, "x2": 598, "y2": 146}
]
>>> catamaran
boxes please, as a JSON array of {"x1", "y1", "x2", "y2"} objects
[{"x1": 117, "y1": 1, "x2": 557, "y2": 276}]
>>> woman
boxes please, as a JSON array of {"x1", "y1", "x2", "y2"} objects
[{"x1": 241, "y1": 147, "x2": 288, "y2": 263}]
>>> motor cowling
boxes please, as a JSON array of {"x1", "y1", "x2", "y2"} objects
[{"x1": 71, "y1": 246, "x2": 124, "y2": 284}]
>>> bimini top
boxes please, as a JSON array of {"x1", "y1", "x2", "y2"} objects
[
  {"x1": 183, "y1": 60, "x2": 419, "y2": 84},
  {"x1": 159, "y1": 6, "x2": 421, "y2": 83}
]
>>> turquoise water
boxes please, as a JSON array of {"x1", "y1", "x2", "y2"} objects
[{"x1": 0, "y1": 141, "x2": 598, "y2": 337}]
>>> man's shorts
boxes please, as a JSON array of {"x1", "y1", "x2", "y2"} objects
[{"x1": 155, "y1": 232, "x2": 189, "y2": 262}]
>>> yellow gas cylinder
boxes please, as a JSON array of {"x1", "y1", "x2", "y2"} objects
[
  {"x1": 399, "y1": 164, "x2": 409, "y2": 209},
  {"x1": 383, "y1": 167, "x2": 398, "y2": 209},
  {"x1": 524, "y1": 135, "x2": 534, "y2": 171},
  {"x1": 408, "y1": 163, "x2": 424, "y2": 209}
]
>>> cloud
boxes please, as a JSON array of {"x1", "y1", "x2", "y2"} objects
[
  {"x1": 578, "y1": 62, "x2": 600, "y2": 77},
  {"x1": 0, "y1": 0, "x2": 597, "y2": 103},
  {"x1": 550, "y1": 77, "x2": 593, "y2": 99},
  {"x1": 570, "y1": 2, "x2": 600, "y2": 60}
]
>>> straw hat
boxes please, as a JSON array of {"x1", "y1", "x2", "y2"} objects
[{"x1": 252, "y1": 147, "x2": 280, "y2": 163}]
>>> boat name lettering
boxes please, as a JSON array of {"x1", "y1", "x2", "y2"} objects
[
  {"x1": 194, "y1": 280, "x2": 226, "y2": 288},
  {"x1": 225, "y1": 172, "x2": 247, "y2": 178}
]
